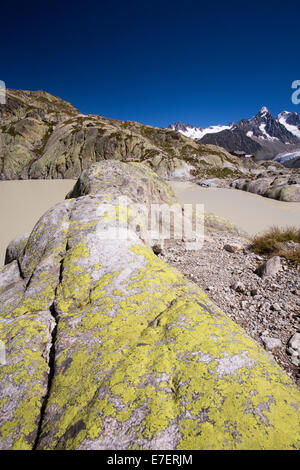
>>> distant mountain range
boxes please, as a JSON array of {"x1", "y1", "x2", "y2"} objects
[{"x1": 169, "y1": 107, "x2": 300, "y2": 166}]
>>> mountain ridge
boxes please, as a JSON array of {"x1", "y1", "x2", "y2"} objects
[
  {"x1": 0, "y1": 88, "x2": 255, "y2": 180},
  {"x1": 169, "y1": 107, "x2": 300, "y2": 165}
]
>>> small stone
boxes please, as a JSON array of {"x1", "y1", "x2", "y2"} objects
[
  {"x1": 231, "y1": 281, "x2": 246, "y2": 293},
  {"x1": 260, "y1": 301, "x2": 271, "y2": 311},
  {"x1": 289, "y1": 332, "x2": 300, "y2": 350},
  {"x1": 287, "y1": 333, "x2": 300, "y2": 365},
  {"x1": 261, "y1": 330, "x2": 269, "y2": 336},
  {"x1": 261, "y1": 336, "x2": 282, "y2": 352},
  {"x1": 255, "y1": 256, "x2": 282, "y2": 278},
  {"x1": 152, "y1": 244, "x2": 163, "y2": 255},
  {"x1": 287, "y1": 347, "x2": 295, "y2": 356},
  {"x1": 291, "y1": 356, "x2": 300, "y2": 366},
  {"x1": 271, "y1": 303, "x2": 281, "y2": 311},
  {"x1": 224, "y1": 243, "x2": 242, "y2": 253}
]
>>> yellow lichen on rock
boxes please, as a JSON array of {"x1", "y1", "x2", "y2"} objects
[{"x1": 1, "y1": 161, "x2": 300, "y2": 450}]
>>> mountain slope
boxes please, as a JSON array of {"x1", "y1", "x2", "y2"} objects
[
  {"x1": 200, "y1": 127, "x2": 263, "y2": 155},
  {"x1": 278, "y1": 111, "x2": 300, "y2": 139},
  {"x1": 0, "y1": 89, "x2": 252, "y2": 180},
  {"x1": 243, "y1": 107, "x2": 299, "y2": 144}
]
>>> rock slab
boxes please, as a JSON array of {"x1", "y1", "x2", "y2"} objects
[{"x1": 0, "y1": 162, "x2": 300, "y2": 450}]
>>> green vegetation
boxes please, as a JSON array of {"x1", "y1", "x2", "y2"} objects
[
  {"x1": 191, "y1": 167, "x2": 243, "y2": 179},
  {"x1": 7, "y1": 126, "x2": 19, "y2": 137},
  {"x1": 34, "y1": 124, "x2": 54, "y2": 155},
  {"x1": 282, "y1": 250, "x2": 300, "y2": 265},
  {"x1": 206, "y1": 167, "x2": 237, "y2": 178},
  {"x1": 251, "y1": 226, "x2": 300, "y2": 265},
  {"x1": 63, "y1": 118, "x2": 77, "y2": 125}
]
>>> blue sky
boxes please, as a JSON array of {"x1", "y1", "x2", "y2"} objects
[{"x1": 1, "y1": 0, "x2": 300, "y2": 128}]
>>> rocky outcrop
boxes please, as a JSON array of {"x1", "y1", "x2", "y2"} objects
[
  {"x1": 0, "y1": 89, "x2": 248, "y2": 181},
  {"x1": 0, "y1": 161, "x2": 300, "y2": 450},
  {"x1": 1, "y1": 89, "x2": 300, "y2": 206},
  {"x1": 278, "y1": 184, "x2": 300, "y2": 202},
  {"x1": 232, "y1": 172, "x2": 300, "y2": 202},
  {"x1": 4, "y1": 232, "x2": 30, "y2": 265},
  {"x1": 2, "y1": 88, "x2": 300, "y2": 205}
]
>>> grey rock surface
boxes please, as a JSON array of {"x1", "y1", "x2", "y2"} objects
[
  {"x1": 255, "y1": 256, "x2": 282, "y2": 278},
  {"x1": 1, "y1": 161, "x2": 300, "y2": 450}
]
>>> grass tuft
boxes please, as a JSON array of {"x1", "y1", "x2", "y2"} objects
[{"x1": 251, "y1": 226, "x2": 300, "y2": 265}]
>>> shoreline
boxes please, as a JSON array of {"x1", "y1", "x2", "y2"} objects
[
  {"x1": 1, "y1": 178, "x2": 300, "y2": 265},
  {"x1": 170, "y1": 180, "x2": 300, "y2": 236}
]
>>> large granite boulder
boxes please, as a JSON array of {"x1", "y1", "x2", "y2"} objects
[
  {"x1": 0, "y1": 162, "x2": 300, "y2": 450},
  {"x1": 279, "y1": 184, "x2": 300, "y2": 202}
]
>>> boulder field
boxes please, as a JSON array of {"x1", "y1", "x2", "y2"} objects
[
  {"x1": 0, "y1": 161, "x2": 299, "y2": 450},
  {"x1": 231, "y1": 174, "x2": 300, "y2": 202}
]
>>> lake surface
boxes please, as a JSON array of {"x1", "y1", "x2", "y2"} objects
[
  {"x1": 0, "y1": 180, "x2": 75, "y2": 265},
  {"x1": 170, "y1": 181, "x2": 300, "y2": 236},
  {"x1": 1, "y1": 178, "x2": 300, "y2": 266}
]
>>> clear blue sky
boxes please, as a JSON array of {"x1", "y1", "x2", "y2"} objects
[{"x1": 1, "y1": 0, "x2": 300, "y2": 128}]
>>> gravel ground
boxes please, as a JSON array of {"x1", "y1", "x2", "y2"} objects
[{"x1": 159, "y1": 229, "x2": 300, "y2": 386}]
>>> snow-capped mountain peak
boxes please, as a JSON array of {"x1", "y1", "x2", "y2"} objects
[
  {"x1": 168, "y1": 107, "x2": 300, "y2": 162},
  {"x1": 278, "y1": 110, "x2": 290, "y2": 118},
  {"x1": 258, "y1": 106, "x2": 270, "y2": 117},
  {"x1": 250, "y1": 106, "x2": 272, "y2": 122},
  {"x1": 240, "y1": 106, "x2": 299, "y2": 143},
  {"x1": 168, "y1": 122, "x2": 233, "y2": 140}
]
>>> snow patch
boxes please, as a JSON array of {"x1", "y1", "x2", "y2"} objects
[
  {"x1": 177, "y1": 124, "x2": 233, "y2": 140},
  {"x1": 278, "y1": 115, "x2": 300, "y2": 139},
  {"x1": 258, "y1": 124, "x2": 279, "y2": 142},
  {"x1": 274, "y1": 150, "x2": 300, "y2": 164}
]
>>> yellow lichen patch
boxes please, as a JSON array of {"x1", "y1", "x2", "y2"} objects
[
  {"x1": 0, "y1": 259, "x2": 58, "y2": 450},
  {"x1": 3, "y1": 162, "x2": 300, "y2": 451},
  {"x1": 55, "y1": 242, "x2": 91, "y2": 313},
  {"x1": 0, "y1": 320, "x2": 50, "y2": 449},
  {"x1": 35, "y1": 241, "x2": 300, "y2": 450}
]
